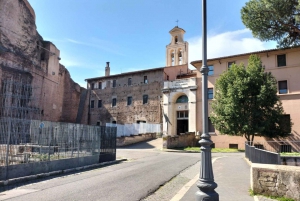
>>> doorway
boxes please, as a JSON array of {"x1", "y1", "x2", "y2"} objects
[
  {"x1": 177, "y1": 111, "x2": 188, "y2": 135},
  {"x1": 177, "y1": 119, "x2": 188, "y2": 135}
]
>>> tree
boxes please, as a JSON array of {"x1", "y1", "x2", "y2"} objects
[
  {"x1": 210, "y1": 55, "x2": 292, "y2": 143},
  {"x1": 241, "y1": 0, "x2": 300, "y2": 47}
]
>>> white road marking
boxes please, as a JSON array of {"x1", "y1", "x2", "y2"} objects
[
  {"x1": 0, "y1": 189, "x2": 39, "y2": 200},
  {"x1": 170, "y1": 157, "x2": 222, "y2": 201}
]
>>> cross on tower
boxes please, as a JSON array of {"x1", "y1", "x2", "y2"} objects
[{"x1": 176, "y1": 20, "x2": 179, "y2": 27}]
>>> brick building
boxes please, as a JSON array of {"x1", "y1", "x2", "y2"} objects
[{"x1": 84, "y1": 26, "x2": 193, "y2": 126}]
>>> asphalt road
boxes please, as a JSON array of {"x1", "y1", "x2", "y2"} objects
[{"x1": 0, "y1": 139, "x2": 201, "y2": 201}]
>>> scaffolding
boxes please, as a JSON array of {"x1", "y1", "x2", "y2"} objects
[
  {"x1": 0, "y1": 77, "x2": 40, "y2": 120},
  {"x1": 0, "y1": 77, "x2": 116, "y2": 180},
  {"x1": 0, "y1": 77, "x2": 41, "y2": 144}
]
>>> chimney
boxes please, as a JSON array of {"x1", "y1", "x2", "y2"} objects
[{"x1": 105, "y1": 62, "x2": 110, "y2": 76}]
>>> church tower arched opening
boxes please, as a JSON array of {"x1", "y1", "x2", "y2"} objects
[{"x1": 166, "y1": 26, "x2": 189, "y2": 67}]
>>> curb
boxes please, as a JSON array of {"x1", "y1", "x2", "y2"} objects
[
  {"x1": 0, "y1": 159, "x2": 127, "y2": 187},
  {"x1": 254, "y1": 195, "x2": 277, "y2": 201},
  {"x1": 162, "y1": 149, "x2": 245, "y2": 154}
]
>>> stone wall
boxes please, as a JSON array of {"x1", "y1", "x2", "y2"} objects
[
  {"x1": 0, "y1": 0, "x2": 82, "y2": 123},
  {"x1": 60, "y1": 67, "x2": 83, "y2": 123},
  {"x1": 87, "y1": 68, "x2": 164, "y2": 125},
  {"x1": 116, "y1": 133, "x2": 157, "y2": 147},
  {"x1": 251, "y1": 163, "x2": 300, "y2": 201},
  {"x1": 163, "y1": 133, "x2": 196, "y2": 149}
]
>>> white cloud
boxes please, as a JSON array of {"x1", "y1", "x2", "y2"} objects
[
  {"x1": 188, "y1": 29, "x2": 277, "y2": 66},
  {"x1": 60, "y1": 58, "x2": 82, "y2": 68},
  {"x1": 66, "y1": 38, "x2": 125, "y2": 56}
]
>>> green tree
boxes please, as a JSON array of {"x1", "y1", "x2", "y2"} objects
[
  {"x1": 210, "y1": 55, "x2": 292, "y2": 143},
  {"x1": 241, "y1": 0, "x2": 300, "y2": 47}
]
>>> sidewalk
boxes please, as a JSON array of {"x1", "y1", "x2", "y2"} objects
[{"x1": 180, "y1": 154, "x2": 254, "y2": 201}]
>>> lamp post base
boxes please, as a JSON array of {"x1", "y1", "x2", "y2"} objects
[{"x1": 195, "y1": 190, "x2": 219, "y2": 201}]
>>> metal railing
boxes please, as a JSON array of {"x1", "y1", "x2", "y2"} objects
[
  {"x1": 245, "y1": 143, "x2": 281, "y2": 164},
  {"x1": 106, "y1": 123, "x2": 160, "y2": 137},
  {"x1": 249, "y1": 141, "x2": 300, "y2": 153}
]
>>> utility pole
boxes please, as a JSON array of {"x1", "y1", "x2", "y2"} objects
[{"x1": 195, "y1": 0, "x2": 219, "y2": 200}]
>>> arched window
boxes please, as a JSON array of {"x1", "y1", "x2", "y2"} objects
[
  {"x1": 175, "y1": 36, "x2": 178, "y2": 43},
  {"x1": 176, "y1": 95, "x2": 188, "y2": 103},
  {"x1": 178, "y1": 49, "x2": 183, "y2": 65},
  {"x1": 171, "y1": 51, "x2": 175, "y2": 66}
]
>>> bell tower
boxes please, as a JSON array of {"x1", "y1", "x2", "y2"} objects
[{"x1": 166, "y1": 26, "x2": 189, "y2": 66}]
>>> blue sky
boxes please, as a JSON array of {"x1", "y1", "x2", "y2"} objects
[{"x1": 28, "y1": 0, "x2": 276, "y2": 87}]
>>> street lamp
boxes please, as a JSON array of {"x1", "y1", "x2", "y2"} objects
[{"x1": 195, "y1": 0, "x2": 219, "y2": 200}]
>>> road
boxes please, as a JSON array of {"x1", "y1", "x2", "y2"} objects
[{"x1": 0, "y1": 139, "x2": 201, "y2": 201}]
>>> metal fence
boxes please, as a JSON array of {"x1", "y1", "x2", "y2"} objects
[
  {"x1": 106, "y1": 123, "x2": 160, "y2": 137},
  {"x1": 0, "y1": 118, "x2": 116, "y2": 167},
  {"x1": 250, "y1": 141, "x2": 300, "y2": 153},
  {"x1": 245, "y1": 143, "x2": 281, "y2": 165}
]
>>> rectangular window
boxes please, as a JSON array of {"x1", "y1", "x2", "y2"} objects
[
  {"x1": 177, "y1": 111, "x2": 188, "y2": 119},
  {"x1": 208, "y1": 65, "x2": 214, "y2": 76},
  {"x1": 278, "y1": 80, "x2": 288, "y2": 94},
  {"x1": 91, "y1": 83, "x2": 95, "y2": 90},
  {"x1": 280, "y1": 145, "x2": 292, "y2": 153},
  {"x1": 143, "y1": 95, "x2": 148, "y2": 104},
  {"x1": 128, "y1": 78, "x2": 132, "y2": 86},
  {"x1": 280, "y1": 114, "x2": 291, "y2": 135},
  {"x1": 112, "y1": 98, "x2": 117, "y2": 107},
  {"x1": 229, "y1": 144, "x2": 238, "y2": 149},
  {"x1": 96, "y1": 122, "x2": 100, "y2": 126},
  {"x1": 228, "y1": 61, "x2": 235, "y2": 69},
  {"x1": 90, "y1": 100, "x2": 94, "y2": 108},
  {"x1": 98, "y1": 82, "x2": 102, "y2": 89},
  {"x1": 137, "y1": 120, "x2": 146, "y2": 124},
  {"x1": 167, "y1": 75, "x2": 169, "y2": 81},
  {"x1": 127, "y1": 96, "x2": 132, "y2": 106},
  {"x1": 144, "y1": 76, "x2": 148, "y2": 84},
  {"x1": 208, "y1": 88, "x2": 214, "y2": 99},
  {"x1": 208, "y1": 117, "x2": 215, "y2": 132},
  {"x1": 113, "y1": 80, "x2": 116, "y2": 88},
  {"x1": 98, "y1": 100, "x2": 102, "y2": 108},
  {"x1": 277, "y1": 54, "x2": 286, "y2": 67}
]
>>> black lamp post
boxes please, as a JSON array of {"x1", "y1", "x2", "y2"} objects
[{"x1": 195, "y1": 0, "x2": 219, "y2": 200}]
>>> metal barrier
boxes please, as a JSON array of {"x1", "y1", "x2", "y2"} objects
[
  {"x1": 245, "y1": 143, "x2": 280, "y2": 164},
  {"x1": 248, "y1": 141, "x2": 300, "y2": 153},
  {"x1": 0, "y1": 118, "x2": 116, "y2": 167}
]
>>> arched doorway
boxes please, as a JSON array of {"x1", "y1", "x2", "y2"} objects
[{"x1": 176, "y1": 95, "x2": 189, "y2": 135}]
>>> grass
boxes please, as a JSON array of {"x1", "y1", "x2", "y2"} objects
[
  {"x1": 249, "y1": 189, "x2": 295, "y2": 201},
  {"x1": 280, "y1": 152, "x2": 300, "y2": 156},
  {"x1": 183, "y1": 147, "x2": 244, "y2": 153}
]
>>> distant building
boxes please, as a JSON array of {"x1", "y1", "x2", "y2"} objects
[{"x1": 84, "y1": 26, "x2": 192, "y2": 126}]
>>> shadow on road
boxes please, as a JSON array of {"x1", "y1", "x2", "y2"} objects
[{"x1": 117, "y1": 139, "x2": 162, "y2": 150}]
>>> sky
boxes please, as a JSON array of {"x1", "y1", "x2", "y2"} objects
[{"x1": 27, "y1": 0, "x2": 276, "y2": 88}]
